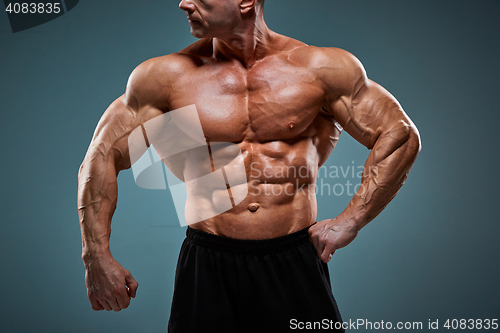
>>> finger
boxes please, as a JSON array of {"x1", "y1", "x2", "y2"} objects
[
  {"x1": 99, "y1": 299, "x2": 113, "y2": 311},
  {"x1": 308, "y1": 225, "x2": 320, "y2": 250},
  {"x1": 321, "y1": 247, "x2": 336, "y2": 263},
  {"x1": 313, "y1": 234, "x2": 326, "y2": 260},
  {"x1": 320, "y1": 237, "x2": 338, "y2": 262},
  {"x1": 106, "y1": 297, "x2": 121, "y2": 312},
  {"x1": 125, "y1": 274, "x2": 139, "y2": 298},
  {"x1": 115, "y1": 294, "x2": 131, "y2": 310},
  {"x1": 90, "y1": 298, "x2": 104, "y2": 311},
  {"x1": 116, "y1": 289, "x2": 131, "y2": 309}
]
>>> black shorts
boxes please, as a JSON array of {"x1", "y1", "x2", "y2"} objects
[{"x1": 167, "y1": 226, "x2": 344, "y2": 333}]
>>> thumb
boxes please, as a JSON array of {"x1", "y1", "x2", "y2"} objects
[{"x1": 125, "y1": 273, "x2": 139, "y2": 298}]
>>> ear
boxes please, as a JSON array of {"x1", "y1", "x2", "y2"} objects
[{"x1": 240, "y1": 0, "x2": 257, "y2": 14}]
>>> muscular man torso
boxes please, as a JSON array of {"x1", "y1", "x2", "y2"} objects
[
  {"x1": 78, "y1": 0, "x2": 421, "y2": 312},
  {"x1": 140, "y1": 35, "x2": 345, "y2": 239}
]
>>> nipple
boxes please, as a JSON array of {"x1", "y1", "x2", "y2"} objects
[
  {"x1": 288, "y1": 122, "x2": 296, "y2": 130},
  {"x1": 248, "y1": 203, "x2": 260, "y2": 212}
]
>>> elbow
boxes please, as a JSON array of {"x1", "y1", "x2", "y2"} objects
[
  {"x1": 78, "y1": 152, "x2": 97, "y2": 185},
  {"x1": 78, "y1": 160, "x2": 85, "y2": 182},
  {"x1": 78, "y1": 160, "x2": 85, "y2": 178},
  {"x1": 78, "y1": 155, "x2": 90, "y2": 181},
  {"x1": 394, "y1": 119, "x2": 421, "y2": 157},
  {"x1": 407, "y1": 123, "x2": 422, "y2": 159}
]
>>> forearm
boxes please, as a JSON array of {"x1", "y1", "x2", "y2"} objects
[
  {"x1": 341, "y1": 122, "x2": 421, "y2": 229},
  {"x1": 78, "y1": 147, "x2": 119, "y2": 264}
]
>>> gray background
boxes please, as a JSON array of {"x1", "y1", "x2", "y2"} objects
[{"x1": 1, "y1": 0, "x2": 498, "y2": 332}]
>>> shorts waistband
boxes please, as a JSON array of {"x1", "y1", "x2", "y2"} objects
[{"x1": 185, "y1": 225, "x2": 312, "y2": 255}]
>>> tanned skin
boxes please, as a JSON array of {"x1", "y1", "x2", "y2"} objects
[{"x1": 78, "y1": 0, "x2": 421, "y2": 312}]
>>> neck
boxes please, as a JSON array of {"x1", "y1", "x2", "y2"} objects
[{"x1": 212, "y1": 7, "x2": 273, "y2": 69}]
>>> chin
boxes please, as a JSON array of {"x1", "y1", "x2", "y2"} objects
[
  {"x1": 191, "y1": 32, "x2": 205, "y2": 38},
  {"x1": 190, "y1": 28, "x2": 207, "y2": 39}
]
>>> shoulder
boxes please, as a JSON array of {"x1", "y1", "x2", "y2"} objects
[
  {"x1": 125, "y1": 39, "x2": 212, "y2": 111},
  {"x1": 132, "y1": 53, "x2": 196, "y2": 79},
  {"x1": 127, "y1": 53, "x2": 196, "y2": 94},
  {"x1": 291, "y1": 46, "x2": 367, "y2": 96},
  {"x1": 124, "y1": 52, "x2": 198, "y2": 111},
  {"x1": 286, "y1": 44, "x2": 360, "y2": 67}
]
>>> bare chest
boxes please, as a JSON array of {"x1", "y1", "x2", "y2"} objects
[{"x1": 168, "y1": 59, "x2": 327, "y2": 143}]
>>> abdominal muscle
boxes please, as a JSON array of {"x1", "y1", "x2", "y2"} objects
[
  {"x1": 187, "y1": 182, "x2": 318, "y2": 239},
  {"x1": 185, "y1": 140, "x2": 321, "y2": 239}
]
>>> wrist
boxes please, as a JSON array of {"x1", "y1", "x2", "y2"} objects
[
  {"x1": 81, "y1": 244, "x2": 112, "y2": 265},
  {"x1": 336, "y1": 209, "x2": 367, "y2": 232}
]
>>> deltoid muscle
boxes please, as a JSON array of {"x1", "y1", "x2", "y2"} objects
[{"x1": 127, "y1": 104, "x2": 248, "y2": 226}]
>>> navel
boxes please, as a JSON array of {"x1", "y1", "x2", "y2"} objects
[{"x1": 248, "y1": 203, "x2": 260, "y2": 212}]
